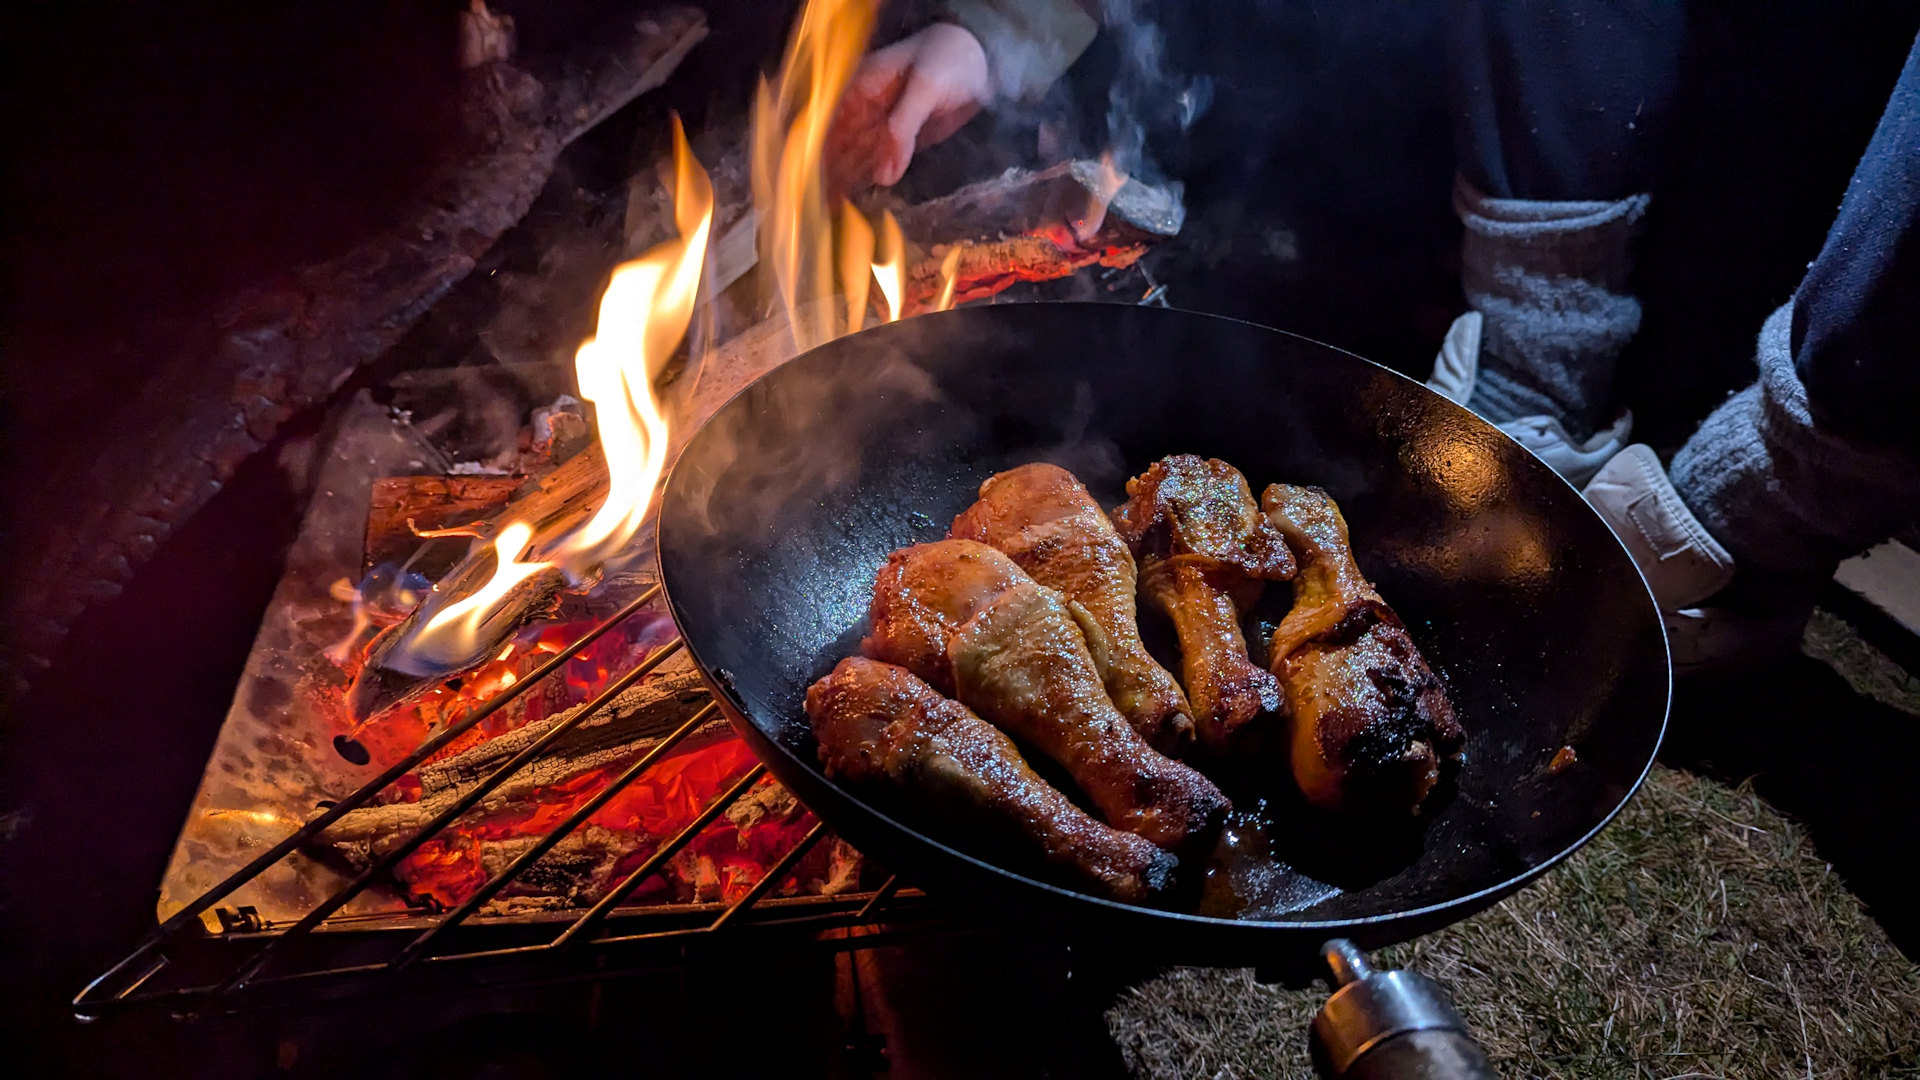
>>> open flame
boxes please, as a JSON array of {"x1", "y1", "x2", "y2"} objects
[
  {"x1": 838, "y1": 203, "x2": 908, "y2": 332},
  {"x1": 390, "y1": 118, "x2": 714, "y2": 670},
  {"x1": 871, "y1": 208, "x2": 905, "y2": 323},
  {"x1": 1071, "y1": 151, "x2": 1130, "y2": 244},
  {"x1": 753, "y1": 0, "x2": 880, "y2": 350},
  {"x1": 932, "y1": 247, "x2": 962, "y2": 313},
  {"x1": 556, "y1": 117, "x2": 713, "y2": 569},
  {"x1": 410, "y1": 522, "x2": 552, "y2": 669}
]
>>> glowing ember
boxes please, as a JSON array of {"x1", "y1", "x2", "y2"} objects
[{"x1": 392, "y1": 736, "x2": 829, "y2": 909}]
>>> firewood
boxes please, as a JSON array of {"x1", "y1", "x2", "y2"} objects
[
  {"x1": 321, "y1": 662, "x2": 725, "y2": 846},
  {"x1": 364, "y1": 475, "x2": 523, "y2": 575},
  {"x1": 347, "y1": 442, "x2": 614, "y2": 720},
  {"x1": 877, "y1": 159, "x2": 1179, "y2": 311},
  {"x1": 906, "y1": 233, "x2": 1149, "y2": 312},
  {"x1": 8, "y1": 7, "x2": 708, "y2": 684},
  {"x1": 884, "y1": 159, "x2": 1186, "y2": 245}
]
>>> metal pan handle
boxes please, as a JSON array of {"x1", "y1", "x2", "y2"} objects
[{"x1": 1309, "y1": 940, "x2": 1500, "y2": 1080}]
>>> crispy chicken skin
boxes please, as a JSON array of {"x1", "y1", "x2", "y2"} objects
[
  {"x1": 863, "y1": 539, "x2": 1228, "y2": 853},
  {"x1": 807, "y1": 657, "x2": 1177, "y2": 903},
  {"x1": 949, "y1": 463, "x2": 1195, "y2": 755},
  {"x1": 862, "y1": 538, "x2": 1027, "y2": 696},
  {"x1": 1261, "y1": 484, "x2": 1463, "y2": 814},
  {"x1": 1110, "y1": 456, "x2": 1296, "y2": 753}
]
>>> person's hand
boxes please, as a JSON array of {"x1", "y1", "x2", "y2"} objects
[{"x1": 832, "y1": 23, "x2": 991, "y2": 190}]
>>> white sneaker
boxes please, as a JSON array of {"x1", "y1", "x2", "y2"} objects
[
  {"x1": 1583, "y1": 444, "x2": 1736, "y2": 610},
  {"x1": 1583, "y1": 444, "x2": 1810, "y2": 674},
  {"x1": 1427, "y1": 311, "x2": 1483, "y2": 405},
  {"x1": 1427, "y1": 312, "x2": 1632, "y2": 488}
]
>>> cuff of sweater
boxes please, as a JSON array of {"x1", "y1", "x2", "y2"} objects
[
  {"x1": 1671, "y1": 302, "x2": 1920, "y2": 578},
  {"x1": 941, "y1": 0, "x2": 1097, "y2": 102},
  {"x1": 1455, "y1": 174, "x2": 1650, "y2": 293}
]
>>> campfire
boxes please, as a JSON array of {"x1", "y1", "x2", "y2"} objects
[{"x1": 151, "y1": 0, "x2": 1184, "y2": 936}]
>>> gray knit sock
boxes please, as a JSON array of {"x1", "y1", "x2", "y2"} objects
[
  {"x1": 1671, "y1": 302, "x2": 1920, "y2": 587},
  {"x1": 1456, "y1": 176, "x2": 1650, "y2": 439}
]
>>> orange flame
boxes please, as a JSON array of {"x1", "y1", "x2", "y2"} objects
[
  {"x1": 872, "y1": 209, "x2": 905, "y2": 323},
  {"x1": 557, "y1": 116, "x2": 713, "y2": 569},
  {"x1": 932, "y1": 247, "x2": 962, "y2": 312},
  {"x1": 410, "y1": 522, "x2": 552, "y2": 669},
  {"x1": 839, "y1": 203, "x2": 907, "y2": 329},
  {"x1": 753, "y1": 0, "x2": 879, "y2": 350},
  {"x1": 390, "y1": 118, "x2": 713, "y2": 670},
  {"x1": 839, "y1": 201, "x2": 874, "y2": 333}
]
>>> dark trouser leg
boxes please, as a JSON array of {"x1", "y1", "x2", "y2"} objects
[
  {"x1": 1443, "y1": 1, "x2": 1685, "y2": 437},
  {"x1": 1448, "y1": 0, "x2": 1684, "y2": 202},
  {"x1": 1671, "y1": 32, "x2": 1920, "y2": 585}
]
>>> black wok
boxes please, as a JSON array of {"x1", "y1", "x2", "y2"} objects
[{"x1": 656, "y1": 303, "x2": 1668, "y2": 966}]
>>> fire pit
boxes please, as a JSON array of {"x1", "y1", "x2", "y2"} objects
[{"x1": 69, "y1": 0, "x2": 1186, "y2": 1026}]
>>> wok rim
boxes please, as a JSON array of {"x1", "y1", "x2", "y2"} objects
[{"x1": 656, "y1": 302, "x2": 1672, "y2": 938}]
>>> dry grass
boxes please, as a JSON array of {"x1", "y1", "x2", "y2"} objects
[
  {"x1": 1803, "y1": 608, "x2": 1920, "y2": 719},
  {"x1": 1106, "y1": 766, "x2": 1920, "y2": 1079}
]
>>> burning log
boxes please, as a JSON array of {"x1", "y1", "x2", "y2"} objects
[
  {"x1": 888, "y1": 159, "x2": 1185, "y2": 246},
  {"x1": 906, "y1": 232, "x2": 1149, "y2": 312},
  {"x1": 8, "y1": 6, "x2": 708, "y2": 683},
  {"x1": 323, "y1": 663, "x2": 722, "y2": 846},
  {"x1": 364, "y1": 475, "x2": 522, "y2": 575},
  {"x1": 883, "y1": 159, "x2": 1184, "y2": 311},
  {"x1": 347, "y1": 443, "x2": 611, "y2": 721}
]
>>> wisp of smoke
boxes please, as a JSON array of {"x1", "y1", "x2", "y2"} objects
[{"x1": 1100, "y1": 0, "x2": 1212, "y2": 181}]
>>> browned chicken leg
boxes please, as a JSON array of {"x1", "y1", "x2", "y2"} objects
[
  {"x1": 1111, "y1": 456, "x2": 1296, "y2": 754},
  {"x1": 950, "y1": 463, "x2": 1195, "y2": 755},
  {"x1": 1262, "y1": 483, "x2": 1463, "y2": 814},
  {"x1": 807, "y1": 657, "x2": 1177, "y2": 903},
  {"x1": 862, "y1": 539, "x2": 1228, "y2": 852}
]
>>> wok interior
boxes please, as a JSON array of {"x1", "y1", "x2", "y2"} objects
[{"x1": 659, "y1": 303, "x2": 1667, "y2": 925}]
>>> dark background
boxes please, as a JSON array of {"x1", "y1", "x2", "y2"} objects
[{"x1": 5, "y1": 1, "x2": 1920, "y2": 1076}]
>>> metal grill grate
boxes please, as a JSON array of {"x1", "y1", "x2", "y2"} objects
[{"x1": 75, "y1": 585, "x2": 947, "y2": 1020}]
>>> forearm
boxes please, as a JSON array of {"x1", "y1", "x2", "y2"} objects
[{"x1": 939, "y1": 0, "x2": 1097, "y2": 101}]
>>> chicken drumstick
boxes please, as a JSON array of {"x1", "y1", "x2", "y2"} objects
[
  {"x1": 1111, "y1": 455, "x2": 1296, "y2": 754},
  {"x1": 1262, "y1": 483, "x2": 1462, "y2": 814},
  {"x1": 808, "y1": 656, "x2": 1177, "y2": 903},
  {"x1": 862, "y1": 539, "x2": 1228, "y2": 852},
  {"x1": 950, "y1": 463, "x2": 1196, "y2": 755}
]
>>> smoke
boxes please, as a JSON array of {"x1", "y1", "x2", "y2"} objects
[
  {"x1": 661, "y1": 312, "x2": 1128, "y2": 557},
  {"x1": 899, "y1": 0, "x2": 1209, "y2": 198},
  {"x1": 667, "y1": 326, "x2": 946, "y2": 545},
  {"x1": 1099, "y1": 0, "x2": 1211, "y2": 182}
]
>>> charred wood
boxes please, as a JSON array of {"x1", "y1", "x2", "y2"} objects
[
  {"x1": 9, "y1": 7, "x2": 708, "y2": 685},
  {"x1": 321, "y1": 663, "x2": 723, "y2": 846},
  {"x1": 906, "y1": 233, "x2": 1149, "y2": 311},
  {"x1": 364, "y1": 475, "x2": 522, "y2": 576},
  {"x1": 886, "y1": 160, "x2": 1185, "y2": 246}
]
